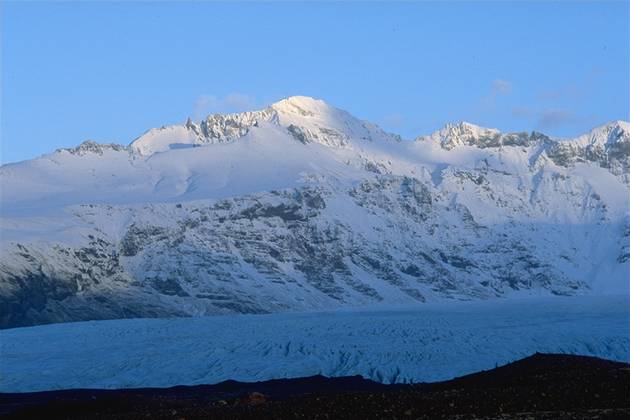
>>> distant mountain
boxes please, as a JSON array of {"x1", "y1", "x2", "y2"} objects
[{"x1": 1, "y1": 96, "x2": 629, "y2": 328}]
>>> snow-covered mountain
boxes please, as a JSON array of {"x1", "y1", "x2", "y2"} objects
[{"x1": 1, "y1": 96, "x2": 629, "y2": 328}]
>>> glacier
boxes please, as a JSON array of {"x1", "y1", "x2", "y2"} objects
[
  {"x1": 1, "y1": 295, "x2": 628, "y2": 392},
  {"x1": 1, "y1": 95, "x2": 629, "y2": 328}
]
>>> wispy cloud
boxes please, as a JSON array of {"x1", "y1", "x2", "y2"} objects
[
  {"x1": 511, "y1": 106, "x2": 534, "y2": 118},
  {"x1": 522, "y1": 68, "x2": 604, "y2": 131},
  {"x1": 476, "y1": 78, "x2": 513, "y2": 110},
  {"x1": 193, "y1": 93, "x2": 257, "y2": 120},
  {"x1": 491, "y1": 79, "x2": 512, "y2": 95},
  {"x1": 537, "y1": 109, "x2": 575, "y2": 130},
  {"x1": 536, "y1": 67, "x2": 602, "y2": 103},
  {"x1": 512, "y1": 106, "x2": 576, "y2": 130},
  {"x1": 469, "y1": 78, "x2": 513, "y2": 121},
  {"x1": 536, "y1": 85, "x2": 583, "y2": 102},
  {"x1": 381, "y1": 113, "x2": 405, "y2": 129}
]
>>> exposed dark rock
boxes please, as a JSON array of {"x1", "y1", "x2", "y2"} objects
[{"x1": 2, "y1": 354, "x2": 628, "y2": 420}]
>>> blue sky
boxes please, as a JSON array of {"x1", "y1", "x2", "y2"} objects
[{"x1": 2, "y1": 1, "x2": 628, "y2": 163}]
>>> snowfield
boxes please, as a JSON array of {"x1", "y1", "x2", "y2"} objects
[
  {"x1": 1, "y1": 295, "x2": 628, "y2": 392},
  {"x1": 1, "y1": 96, "x2": 629, "y2": 329}
]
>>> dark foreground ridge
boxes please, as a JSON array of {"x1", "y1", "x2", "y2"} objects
[{"x1": 2, "y1": 353, "x2": 629, "y2": 419}]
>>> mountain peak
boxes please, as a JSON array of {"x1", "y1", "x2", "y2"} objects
[
  {"x1": 443, "y1": 121, "x2": 499, "y2": 137},
  {"x1": 591, "y1": 120, "x2": 630, "y2": 144},
  {"x1": 270, "y1": 96, "x2": 333, "y2": 117},
  {"x1": 275, "y1": 95, "x2": 325, "y2": 106},
  {"x1": 418, "y1": 121, "x2": 501, "y2": 150},
  {"x1": 57, "y1": 140, "x2": 127, "y2": 156},
  {"x1": 271, "y1": 95, "x2": 401, "y2": 147},
  {"x1": 567, "y1": 120, "x2": 630, "y2": 150}
]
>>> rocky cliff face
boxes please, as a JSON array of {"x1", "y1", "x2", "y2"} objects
[
  {"x1": 545, "y1": 121, "x2": 630, "y2": 181},
  {"x1": 1, "y1": 97, "x2": 628, "y2": 328}
]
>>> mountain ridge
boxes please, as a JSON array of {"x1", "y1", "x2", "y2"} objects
[
  {"x1": 40, "y1": 96, "x2": 628, "y2": 162},
  {"x1": 1, "y1": 96, "x2": 629, "y2": 328}
]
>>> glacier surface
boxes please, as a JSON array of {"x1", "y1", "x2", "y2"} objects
[{"x1": 1, "y1": 295, "x2": 628, "y2": 392}]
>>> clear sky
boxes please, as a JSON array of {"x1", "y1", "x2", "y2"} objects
[{"x1": 2, "y1": 1, "x2": 629, "y2": 163}]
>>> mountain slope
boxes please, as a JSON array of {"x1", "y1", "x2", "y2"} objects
[{"x1": 1, "y1": 96, "x2": 629, "y2": 328}]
